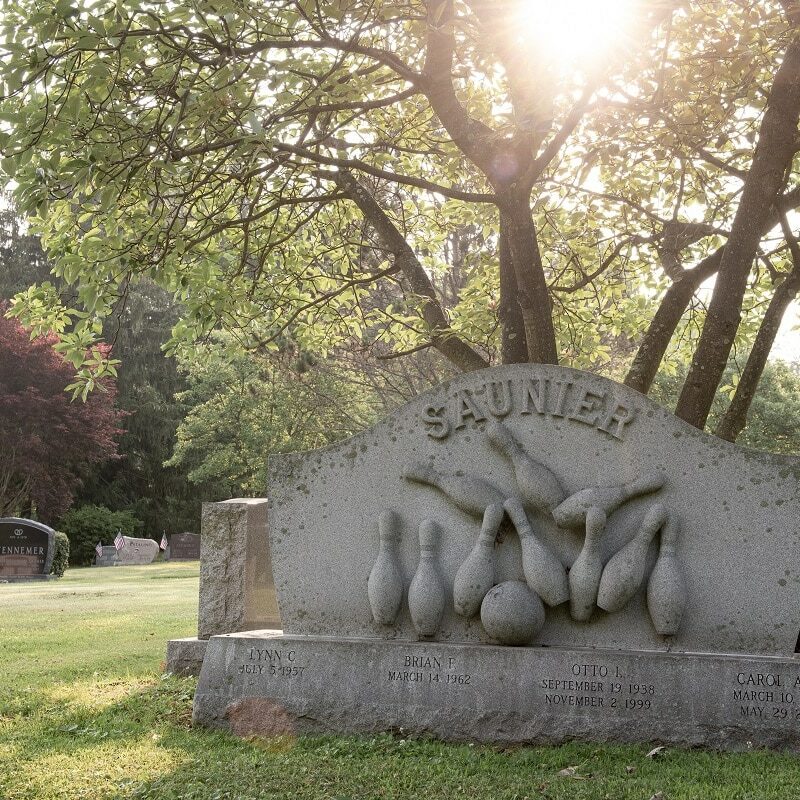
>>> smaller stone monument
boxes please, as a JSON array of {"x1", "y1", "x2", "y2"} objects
[
  {"x1": 0, "y1": 518, "x2": 55, "y2": 581},
  {"x1": 165, "y1": 499, "x2": 281, "y2": 676},
  {"x1": 116, "y1": 536, "x2": 159, "y2": 565},
  {"x1": 94, "y1": 546, "x2": 119, "y2": 567},
  {"x1": 166, "y1": 532, "x2": 200, "y2": 561}
]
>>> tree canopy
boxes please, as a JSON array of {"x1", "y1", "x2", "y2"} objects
[
  {"x1": 0, "y1": 308, "x2": 123, "y2": 521},
  {"x1": 1, "y1": 0, "x2": 799, "y2": 441},
  {"x1": 167, "y1": 330, "x2": 447, "y2": 494},
  {"x1": 72, "y1": 280, "x2": 212, "y2": 533}
]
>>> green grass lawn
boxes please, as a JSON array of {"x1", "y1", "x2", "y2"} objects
[{"x1": 1, "y1": 563, "x2": 799, "y2": 799}]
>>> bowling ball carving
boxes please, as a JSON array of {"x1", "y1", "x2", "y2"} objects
[{"x1": 480, "y1": 581, "x2": 545, "y2": 646}]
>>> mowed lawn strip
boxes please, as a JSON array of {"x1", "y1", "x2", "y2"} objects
[{"x1": 1, "y1": 562, "x2": 799, "y2": 800}]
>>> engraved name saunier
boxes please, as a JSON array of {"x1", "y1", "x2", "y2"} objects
[{"x1": 422, "y1": 375, "x2": 636, "y2": 441}]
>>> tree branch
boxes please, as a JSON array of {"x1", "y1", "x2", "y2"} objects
[
  {"x1": 334, "y1": 171, "x2": 489, "y2": 372},
  {"x1": 278, "y1": 142, "x2": 496, "y2": 203},
  {"x1": 626, "y1": 186, "x2": 800, "y2": 394},
  {"x1": 419, "y1": 0, "x2": 499, "y2": 176}
]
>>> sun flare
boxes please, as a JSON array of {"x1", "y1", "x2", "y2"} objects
[{"x1": 515, "y1": 0, "x2": 637, "y2": 73}]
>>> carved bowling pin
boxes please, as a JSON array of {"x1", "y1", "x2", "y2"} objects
[
  {"x1": 597, "y1": 503, "x2": 667, "y2": 613},
  {"x1": 408, "y1": 520, "x2": 446, "y2": 637},
  {"x1": 647, "y1": 513, "x2": 686, "y2": 635},
  {"x1": 402, "y1": 462, "x2": 506, "y2": 517},
  {"x1": 504, "y1": 497, "x2": 569, "y2": 607},
  {"x1": 552, "y1": 472, "x2": 666, "y2": 528},
  {"x1": 486, "y1": 420, "x2": 566, "y2": 513},
  {"x1": 367, "y1": 510, "x2": 404, "y2": 625},
  {"x1": 568, "y1": 506, "x2": 606, "y2": 622},
  {"x1": 453, "y1": 503, "x2": 504, "y2": 617}
]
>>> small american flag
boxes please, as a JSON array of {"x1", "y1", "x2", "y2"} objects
[
  {"x1": 95, "y1": 541, "x2": 103, "y2": 558},
  {"x1": 160, "y1": 531, "x2": 168, "y2": 551},
  {"x1": 113, "y1": 530, "x2": 125, "y2": 551}
]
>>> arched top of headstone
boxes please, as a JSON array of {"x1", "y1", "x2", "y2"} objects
[
  {"x1": 276, "y1": 364, "x2": 800, "y2": 467},
  {"x1": 267, "y1": 364, "x2": 800, "y2": 657}
]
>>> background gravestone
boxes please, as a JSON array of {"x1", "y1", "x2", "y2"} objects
[
  {"x1": 166, "y1": 532, "x2": 200, "y2": 560},
  {"x1": 193, "y1": 364, "x2": 800, "y2": 751},
  {"x1": 0, "y1": 518, "x2": 55, "y2": 580},
  {"x1": 94, "y1": 546, "x2": 119, "y2": 567},
  {"x1": 115, "y1": 536, "x2": 159, "y2": 565},
  {"x1": 164, "y1": 499, "x2": 281, "y2": 676}
]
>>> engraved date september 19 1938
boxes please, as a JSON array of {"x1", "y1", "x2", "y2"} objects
[{"x1": 539, "y1": 662, "x2": 657, "y2": 711}]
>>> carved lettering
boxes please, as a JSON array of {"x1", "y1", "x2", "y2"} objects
[
  {"x1": 545, "y1": 694, "x2": 605, "y2": 707},
  {"x1": 550, "y1": 380, "x2": 573, "y2": 418},
  {"x1": 387, "y1": 653, "x2": 473, "y2": 687},
  {"x1": 597, "y1": 403, "x2": 635, "y2": 440},
  {"x1": 423, "y1": 376, "x2": 638, "y2": 441},
  {"x1": 520, "y1": 378, "x2": 547, "y2": 415},
  {"x1": 454, "y1": 390, "x2": 487, "y2": 429},
  {"x1": 733, "y1": 689, "x2": 775, "y2": 702},
  {"x1": 248, "y1": 648, "x2": 297, "y2": 663},
  {"x1": 569, "y1": 387, "x2": 606, "y2": 427},
  {"x1": 422, "y1": 405, "x2": 451, "y2": 440},
  {"x1": 736, "y1": 672, "x2": 782, "y2": 687},
  {"x1": 404, "y1": 655, "x2": 441, "y2": 670},
  {"x1": 539, "y1": 664, "x2": 656, "y2": 714},
  {"x1": 486, "y1": 380, "x2": 513, "y2": 417},
  {"x1": 0, "y1": 546, "x2": 45, "y2": 555},
  {"x1": 571, "y1": 663, "x2": 610, "y2": 678}
]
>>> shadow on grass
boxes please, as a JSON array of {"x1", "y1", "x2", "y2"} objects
[
  {"x1": 105, "y1": 728, "x2": 800, "y2": 800},
  {"x1": 1, "y1": 675, "x2": 197, "y2": 757},
  {"x1": 5, "y1": 677, "x2": 800, "y2": 800}
]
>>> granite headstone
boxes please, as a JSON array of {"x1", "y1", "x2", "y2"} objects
[
  {"x1": 94, "y1": 545, "x2": 119, "y2": 567},
  {"x1": 116, "y1": 536, "x2": 159, "y2": 565},
  {"x1": 0, "y1": 518, "x2": 55, "y2": 580},
  {"x1": 193, "y1": 365, "x2": 800, "y2": 751},
  {"x1": 165, "y1": 499, "x2": 281, "y2": 676},
  {"x1": 166, "y1": 532, "x2": 200, "y2": 561}
]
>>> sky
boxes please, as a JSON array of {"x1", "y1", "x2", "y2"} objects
[{"x1": 772, "y1": 302, "x2": 800, "y2": 362}]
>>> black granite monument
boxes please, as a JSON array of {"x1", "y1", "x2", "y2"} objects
[
  {"x1": 0, "y1": 518, "x2": 55, "y2": 580},
  {"x1": 167, "y1": 532, "x2": 201, "y2": 561}
]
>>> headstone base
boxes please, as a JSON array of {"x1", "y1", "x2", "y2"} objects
[
  {"x1": 194, "y1": 631, "x2": 800, "y2": 751},
  {"x1": 165, "y1": 637, "x2": 209, "y2": 676},
  {"x1": 0, "y1": 574, "x2": 56, "y2": 583}
]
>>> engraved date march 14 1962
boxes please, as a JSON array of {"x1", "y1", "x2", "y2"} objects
[{"x1": 388, "y1": 653, "x2": 473, "y2": 686}]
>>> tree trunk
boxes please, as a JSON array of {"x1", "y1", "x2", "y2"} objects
[
  {"x1": 715, "y1": 272, "x2": 800, "y2": 442},
  {"x1": 499, "y1": 194, "x2": 559, "y2": 364},
  {"x1": 498, "y1": 217, "x2": 530, "y2": 363},
  {"x1": 675, "y1": 36, "x2": 800, "y2": 429},
  {"x1": 625, "y1": 249, "x2": 722, "y2": 393},
  {"x1": 628, "y1": 186, "x2": 800, "y2": 395}
]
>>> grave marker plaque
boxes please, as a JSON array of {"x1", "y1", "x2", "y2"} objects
[
  {"x1": 0, "y1": 518, "x2": 55, "y2": 579},
  {"x1": 193, "y1": 365, "x2": 800, "y2": 751},
  {"x1": 167, "y1": 532, "x2": 200, "y2": 560}
]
